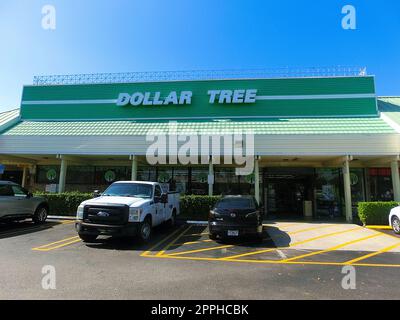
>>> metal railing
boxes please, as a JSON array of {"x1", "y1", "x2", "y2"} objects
[{"x1": 33, "y1": 66, "x2": 368, "y2": 86}]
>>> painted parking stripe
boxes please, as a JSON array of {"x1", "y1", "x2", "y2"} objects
[
  {"x1": 263, "y1": 222, "x2": 302, "y2": 228},
  {"x1": 165, "y1": 224, "x2": 338, "y2": 258},
  {"x1": 141, "y1": 227, "x2": 186, "y2": 257},
  {"x1": 143, "y1": 253, "x2": 400, "y2": 268},
  {"x1": 166, "y1": 243, "x2": 236, "y2": 257},
  {"x1": 281, "y1": 233, "x2": 383, "y2": 262},
  {"x1": 221, "y1": 227, "x2": 360, "y2": 260},
  {"x1": 182, "y1": 232, "x2": 209, "y2": 237},
  {"x1": 285, "y1": 224, "x2": 335, "y2": 235},
  {"x1": 32, "y1": 235, "x2": 80, "y2": 251},
  {"x1": 174, "y1": 239, "x2": 214, "y2": 246},
  {"x1": 155, "y1": 226, "x2": 192, "y2": 256},
  {"x1": 344, "y1": 241, "x2": 400, "y2": 265},
  {"x1": 61, "y1": 220, "x2": 76, "y2": 225}
]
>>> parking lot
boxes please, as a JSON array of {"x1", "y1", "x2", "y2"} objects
[
  {"x1": 141, "y1": 222, "x2": 400, "y2": 268},
  {"x1": 1, "y1": 219, "x2": 400, "y2": 299}
]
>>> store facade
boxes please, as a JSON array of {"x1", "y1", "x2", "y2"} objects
[{"x1": 0, "y1": 75, "x2": 400, "y2": 222}]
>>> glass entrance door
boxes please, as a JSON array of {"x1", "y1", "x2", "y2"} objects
[{"x1": 264, "y1": 168, "x2": 315, "y2": 219}]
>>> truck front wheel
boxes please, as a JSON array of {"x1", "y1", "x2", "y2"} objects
[{"x1": 139, "y1": 218, "x2": 152, "y2": 242}]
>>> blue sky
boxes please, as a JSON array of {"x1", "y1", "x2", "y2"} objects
[{"x1": 0, "y1": 0, "x2": 399, "y2": 112}]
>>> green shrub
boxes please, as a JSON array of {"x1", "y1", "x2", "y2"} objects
[
  {"x1": 33, "y1": 192, "x2": 221, "y2": 219},
  {"x1": 180, "y1": 195, "x2": 222, "y2": 220},
  {"x1": 34, "y1": 192, "x2": 92, "y2": 216},
  {"x1": 357, "y1": 202, "x2": 399, "y2": 226}
]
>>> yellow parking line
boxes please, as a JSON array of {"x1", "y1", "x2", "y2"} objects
[
  {"x1": 32, "y1": 235, "x2": 79, "y2": 249},
  {"x1": 221, "y1": 227, "x2": 360, "y2": 260},
  {"x1": 144, "y1": 253, "x2": 400, "y2": 268},
  {"x1": 282, "y1": 233, "x2": 383, "y2": 262},
  {"x1": 166, "y1": 243, "x2": 235, "y2": 256},
  {"x1": 174, "y1": 239, "x2": 214, "y2": 246},
  {"x1": 287, "y1": 224, "x2": 335, "y2": 235},
  {"x1": 61, "y1": 220, "x2": 76, "y2": 225},
  {"x1": 156, "y1": 226, "x2": 192, "y2": 256},
  {"x1": 344, "y1": 241, "x2": 400, "y2": 265},
  {"x1": 141, "y1": 227, "x2": 186, "y2": 257},
  {"x1": 263, "y1": 222, "x2": 301, "y2": 228},
  {"x1": 182, "y1": 232, "x2": 209, "y2": 237},
  {"x1": 32, "y1": 236, "x2": 81, "y2": 251}
]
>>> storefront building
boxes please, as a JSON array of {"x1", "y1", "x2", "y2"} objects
[{"x1": 0, "y1": 73, "x2": 399, "y2": 222}]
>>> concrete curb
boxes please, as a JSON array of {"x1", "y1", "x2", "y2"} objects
[
  {"x1": 186, "y1": 220, "x2": 208, "y2": 225},
  {"x1": 48, "y1": 215, "x2": 75, "y2": 220}
]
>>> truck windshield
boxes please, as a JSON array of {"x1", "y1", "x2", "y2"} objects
[{"x1": 102, "y1": 183, "x2": 153, "y2": 198}]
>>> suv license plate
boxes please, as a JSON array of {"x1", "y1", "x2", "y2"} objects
[{"x1": 227, "y1": 230, "x2": 239, "y2": 237}]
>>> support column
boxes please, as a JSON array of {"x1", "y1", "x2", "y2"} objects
[
  {"x1": 58, "y1": 158, "x2": 68, "y2": 193},
  {"x1": 343, "y1": 156, "x2": 353, "y2": 222},
  {"x1": 130, "y1": 155, "x2": 138, "y2": 181},
  {"x1": 21, "y1": 167, "x2": 28, "y2": 188},
  {"x1": 208, "y1": 157, "x2": 214, "y2": 196},
  {"x1": 254, "y1": 156, "x2": 260, "y2": 205},
  {"x1": 391, "y1": 159, "x2": 400, "y2": 202}
]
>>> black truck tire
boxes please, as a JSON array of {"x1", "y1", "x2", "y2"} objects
[{"x1": 138, "y1": 217, "x2": 152, "y2": 242}]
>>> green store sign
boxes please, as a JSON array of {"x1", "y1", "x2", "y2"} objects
[
  {"x1": 46, "y1": 169, "x2": 57, "y2": 181},
  {"x1": 104, "y1": 170, "x2": 116, "y2": 183}
]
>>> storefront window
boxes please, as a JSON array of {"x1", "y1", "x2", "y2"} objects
[
  {"x1": 239, "y1": 174, "x2": 254, "y2": 196},
  {"x1": 369, "y1": 168, "x2": 393, "y2": 201},
  {"x1": 37, "y1": 166, "x2": 60, "y2": 184},
  {"x1": 315, "y1": 168, "x2": 342, "y2": 218},
  {"x1": 94, "y1": 167, "x2": 129, "y2": 185},
  {"x1": 137, "y1": 167, "x2": 157, "y2": 182},
  {"x1": 66, "y1": 166, "x2": 95, "y2": 184},
  {"x1": 190, "y1": 168, "x2": 208, "y2": 195},
  {"x1": 173, "y1": 169, "x2": 189, "y2": 194},
  {"x1": 350, "y1": 168, "x2": 366, "y2": 207},
  {"x1": 157, "y1": 168, "x2": 173, "y2": 192},
  {"x1": 214, "y1": 168, "x2": 240, "y2": 195}
]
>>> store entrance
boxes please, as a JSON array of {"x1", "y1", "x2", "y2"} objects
[{"x1": 264, "y1": 168, "x2": 315, "y2": 219}]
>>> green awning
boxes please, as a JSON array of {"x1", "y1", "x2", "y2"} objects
[{"x1": 2, "y1": 116, "x2": 395, "y2": 136}]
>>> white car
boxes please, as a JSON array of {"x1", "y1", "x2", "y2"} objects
[
  {"x1": 75, "y1": 181, "x2": 180, "y2": 242},
  {"x1": 389, "y1": 207, "x2": 400, "y2": 235}
]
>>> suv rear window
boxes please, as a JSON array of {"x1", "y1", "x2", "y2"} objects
[{"x1": 216, "y1": 198, "x2": 256, "y2": 209}]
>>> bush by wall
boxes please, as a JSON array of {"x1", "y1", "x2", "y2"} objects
[
  {"x1": 180, "y1": 195, "x2": 222, "y2": 220},
  {"x1": 357, "y1": 202, "x2": 399, "y2": 226},
  {"x1": 34, "y1": 192, "x2": 92, "y2": 216},
  {"x1": 33, "y1": 192, "x2": 221, "y2": 219}
]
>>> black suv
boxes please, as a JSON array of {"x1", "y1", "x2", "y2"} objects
[{"x1": 208, "y1": 196, "x2": 264, "y2": 241}]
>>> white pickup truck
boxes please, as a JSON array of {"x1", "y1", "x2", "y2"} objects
[{"x1": 75, "y1": 181, "x2": 180, "y2": 242}]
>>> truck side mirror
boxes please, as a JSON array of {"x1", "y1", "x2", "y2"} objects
[{"x1": 93, "y1": 190, "x2": 101, "y2": 198}]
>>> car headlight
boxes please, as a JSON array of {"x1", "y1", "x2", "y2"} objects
[
  {"x1": 129, "y1": 208, "x2": 142, "y2": 222},
  {"x1": 76, "y1": 205, "x2": 84, "y2": 220}
]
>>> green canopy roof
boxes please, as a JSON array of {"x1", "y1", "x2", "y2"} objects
[{"x1": 2, "y1": 116, "x2": 395, "y2": 136}]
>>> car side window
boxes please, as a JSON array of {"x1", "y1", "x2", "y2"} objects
[
  {"x1": 0, "y1": 185, "x2": 14, "y2": 196},
  {"x1": 154, "y1": 186, "x2": 162, "y2": 198},
  {"x1": 11, "y1": 185, "x2": 27, "y2": 197}
]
